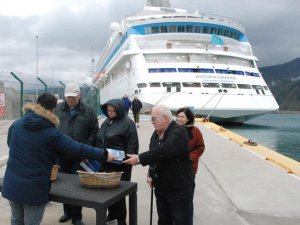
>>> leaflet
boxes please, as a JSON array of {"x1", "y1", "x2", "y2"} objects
[
  {"x1": 107, "y1": 148, "x2": 126, "y2": 162},
  {"x1": 80, "y1": 159, "x2": 101, "y2": 172}
]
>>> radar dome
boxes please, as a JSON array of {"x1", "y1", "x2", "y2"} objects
[{"x1": 110, "y1": 23, "x2": 120, "y2": 33}]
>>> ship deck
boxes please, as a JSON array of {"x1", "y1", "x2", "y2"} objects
[{"x1": 1, "y1": 117, "x2": 300, "y2": 224}]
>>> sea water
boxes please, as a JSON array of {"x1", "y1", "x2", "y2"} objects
[{"x1": 224, "y1": 113, "x2": 300, "y2": 162}]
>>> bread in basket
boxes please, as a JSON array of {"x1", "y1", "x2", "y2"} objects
[{"x1": 77, "y1": 170, "x2": 123, "y2": 189}]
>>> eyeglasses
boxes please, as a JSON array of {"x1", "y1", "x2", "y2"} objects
[{"x1": 151, "y1": 115, "x2": 163, "y2": 122}]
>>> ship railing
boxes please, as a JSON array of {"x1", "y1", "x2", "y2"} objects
[
  {"x1": 126, "y1": 13, "x2": 245, "y2": 32},
  {"x1": 144, "y1": 56, "x2": 252, "y2": 68},
  {"x1": 138, "y1": 42, "x2": 252, "y2": 56}
]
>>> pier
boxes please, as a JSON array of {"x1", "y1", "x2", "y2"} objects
[{"x1": 1, "y1": 118, "x2": 300, "y2": 224}]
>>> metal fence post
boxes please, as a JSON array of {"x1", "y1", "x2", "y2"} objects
[
  {"x1": 10, "y1": 72, "x2": 24, "y2": 117},
  {"x1": 37, "y1": 77, "x2": 48, "y2": 92}
]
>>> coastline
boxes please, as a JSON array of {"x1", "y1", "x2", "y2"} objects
[{"x1": 272, "y1": 110, "x2": 300, "y2": 114}]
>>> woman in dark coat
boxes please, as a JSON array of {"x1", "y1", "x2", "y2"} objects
[
  {"x1": 95, "y1": 98, "x2": 139, "y2": 225},
  {"x1": 2, "y1": 93, "x2": 115, "y2": 225}
]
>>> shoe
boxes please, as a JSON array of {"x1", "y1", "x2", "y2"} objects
[
  {"x1": 72, "y1": 221, "x2": 85, "y2": 225},
  {"x1": 59, "y1": 214, "x2": 71, "y2": 223},
  {"x1": 106, "y1": 216, "x2": 116, "y2": 224}
]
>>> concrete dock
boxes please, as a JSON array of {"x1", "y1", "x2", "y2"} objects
[{"x1": 1, "y1": 117, "x2": 300, "y2": 225}]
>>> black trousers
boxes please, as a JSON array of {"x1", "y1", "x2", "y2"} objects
[
  {"x1": 104, "y1": 163, "x2": 132, "y2": 223},
  {"x1": 155, "y1": 190, "x2": 194, "y2": 225},
  {"x1": 58, "y1": 158, "x2": 82, "y2": 222}
]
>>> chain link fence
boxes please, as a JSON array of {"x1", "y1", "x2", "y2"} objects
[{"x1": 0, "y1": 67, "x2": 100, "y2": 120}]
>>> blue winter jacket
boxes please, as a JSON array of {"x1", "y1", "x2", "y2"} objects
[{"x1": 2, "y1": 103, "x2": 108, "y2": 206}]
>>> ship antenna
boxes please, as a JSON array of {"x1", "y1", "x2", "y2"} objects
[
  {"x1": 89, "y1": 46, "x2": 95, "y2": 77},
  {"x1": 202, "y1": 0, "x2": 206, "y2": 16}
]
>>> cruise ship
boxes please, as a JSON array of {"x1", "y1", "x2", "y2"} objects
[{"x1": 93, "y1": 0, "x2": 279, "y2": 123}]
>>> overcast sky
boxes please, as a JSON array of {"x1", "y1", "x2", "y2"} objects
[{"x1": 0, "y1": 0, "x2": 299, "y2": 81}]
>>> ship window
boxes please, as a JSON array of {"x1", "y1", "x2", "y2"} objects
[
  {"x1": 237, "y1": 84, "x2": 252, "y2": 89},
  {"x1": 203, "y1": 26, "x2": 210, "y2": 33},
  {"x1": 178, "y1": 25, "x2": 185, "y2": 32},
  {"x1": 178, "y1": 68, "x2": 214, "y2": 73},
  {"x1": 215, "y1": 69, "x2": 228, "y2": 74},
  {"x1": 149, "y1": 82, "x2": 161, "y2": 87},
  {"x1": 228, "y1": 70, "x2": 244, "y2": 75},
  {"x1": 182, "y1": 82, "x2": 201, "y2": 87},
  {"x1": 245, "y1": 72, "x2": 260, "y2": 77},
  {"x1": 263, "y1": 86, "x2": 269, "y2": 90},
  {"x1": 224, "y1": 29, "x2": 229, "y2": 36},
  {"x1": 160, "y1": 26, "x2": 168, "y2": 33},
  {"x1": 195, "y1": 26, "x2": 202, "y2": 33},
  {"x1": 252, "y1": 85, "x2": 263, "y2": 90},
  {"x1": 217, "y1": 28, "x2": 223, "y2": 35},
  {"x1": 211, "y1": 27, "x2": 217, "y2": 34},
  {"x1": 137, "y1": 83, "x2": 147, "y2": 88},
  {"x1": 169, "y1": 25, "x2": 177, "y2": 32},
  {"x1": 148, "y1": 68, "x2": 177, "y2": 73},
  {"x1": 152, "y1": 26, "x2": 159, "y2": 33},
  {"x1": 186, "y1": 25, "x2": 194, "y2": 32},
  {"x1": 202, "y1": 83, "x2": 220, "y2": 88},
  {"x1": 144, "y1": 26, "x2": 151, "y2": 34},
  {"x1": 143, "y1": 24, "x2": 242, "y2": 41},
  {"x1": 162, "y1": 82, "x2": 181, "y2": 87},
  {"x1": 221, "y1": 83, "x2": 237, "y2": 88}
]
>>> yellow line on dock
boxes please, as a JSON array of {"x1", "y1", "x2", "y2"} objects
[{"x1": 196, "y1": 118, "x2": 300, "y2": 177}]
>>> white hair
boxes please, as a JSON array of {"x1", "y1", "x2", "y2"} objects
[{"x1": 152, "y1": 105, "x2": 172, "y2": 120}]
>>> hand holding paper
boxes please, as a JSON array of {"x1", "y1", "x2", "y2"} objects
[
  {"x1": 107, "y1": 148, "x2": 126, "y2": 164},
  {"x1": 123, "y1": 154, "x2": 139, "y2": 166},
  {"x1": 107, "y1": 153, "x2": 118, "y2": 162}
]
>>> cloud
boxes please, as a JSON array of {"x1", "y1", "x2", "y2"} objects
[{"x1": 0, "y1": 0, "x2": 299, "y2": 82}]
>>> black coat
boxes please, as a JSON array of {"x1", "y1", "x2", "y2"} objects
[
  {"x1": 56, "y1": 100, "x2": 98, "y2": 151},
  {"x1": 131, "y1": 99, "x2": 143, "y2": 113},
  {"x1": 95, "y1": 99, "x2": 139, "y2": 181},
  {"x1": 139, "y1": 121, "x2": 194, "y2": 194}
]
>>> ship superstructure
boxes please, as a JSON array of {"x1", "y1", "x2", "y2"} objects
[{"x1": 93, "y1": 0, "x2": 279, "y2": 123}]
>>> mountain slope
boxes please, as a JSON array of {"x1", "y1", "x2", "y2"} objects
[{"x1": 259, "y1": 58, "x2": 300, "y2": 111}]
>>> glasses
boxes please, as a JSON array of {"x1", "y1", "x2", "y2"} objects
[{"x1": 151, "y1": 115, "x2": 164, "y2": 122}]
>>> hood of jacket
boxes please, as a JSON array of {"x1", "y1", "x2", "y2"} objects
[
  {"x1": 22, "y1": 103, "x2": 60, "y2": 130},
  {"x1": 101, "y1": 98, "x2": 126, "y2": 120}
]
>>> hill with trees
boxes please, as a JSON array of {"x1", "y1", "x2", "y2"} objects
[{"x1": 260, "y1": 58, "x2": 300, "y2": 111}]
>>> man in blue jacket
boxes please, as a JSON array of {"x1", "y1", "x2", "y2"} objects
[
  {"x1": 121, "y1": 94, "x2": 131, "y2": 115},
  {"x1": 2, "y1": 93, "x2": 115, "y2": 225}
]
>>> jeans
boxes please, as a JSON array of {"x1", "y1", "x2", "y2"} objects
[{"x1": 9, "y1": 201, "x2": 46, "y2": 225}]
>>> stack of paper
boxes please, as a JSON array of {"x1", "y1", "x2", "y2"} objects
[{"x1": 80, "y1": 159, "x2": 101, "y2": 172}]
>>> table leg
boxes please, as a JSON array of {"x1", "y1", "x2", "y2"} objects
[
  {"x1": 95, "y1": 207, "x2": 107, "y2": 225},
  {"x1": 129, "y1": 191, "x2": 137, "y2": 225}
]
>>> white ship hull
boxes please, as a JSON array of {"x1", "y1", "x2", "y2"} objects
[{"x1": 93, "y1": 0, "x2": 279, "y2": 123}]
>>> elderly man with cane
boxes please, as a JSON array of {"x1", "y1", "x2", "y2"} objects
[{"x1": 124, "y1": 105, "x2": 195, "y2": 225}]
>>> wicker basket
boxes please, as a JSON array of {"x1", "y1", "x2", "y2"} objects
[
  {"x1": 50, "y1": 165, "x2": 60, "y2": 181},
  {"x1": 77, "y1": 170, "x2": 123, "y2": 189}
]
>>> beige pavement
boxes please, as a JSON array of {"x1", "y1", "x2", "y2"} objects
[{"x1": 1, "y1": 116, "x2": 300, "y2": 224}]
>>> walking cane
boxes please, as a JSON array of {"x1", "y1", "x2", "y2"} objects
[{"x1": 150, "y1": 187, "x2": 154, "y2": 225}]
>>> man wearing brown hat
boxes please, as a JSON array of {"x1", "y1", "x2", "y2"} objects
[{"x1": 56, "y1": 83, "x2": 99, "y2": 225}]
